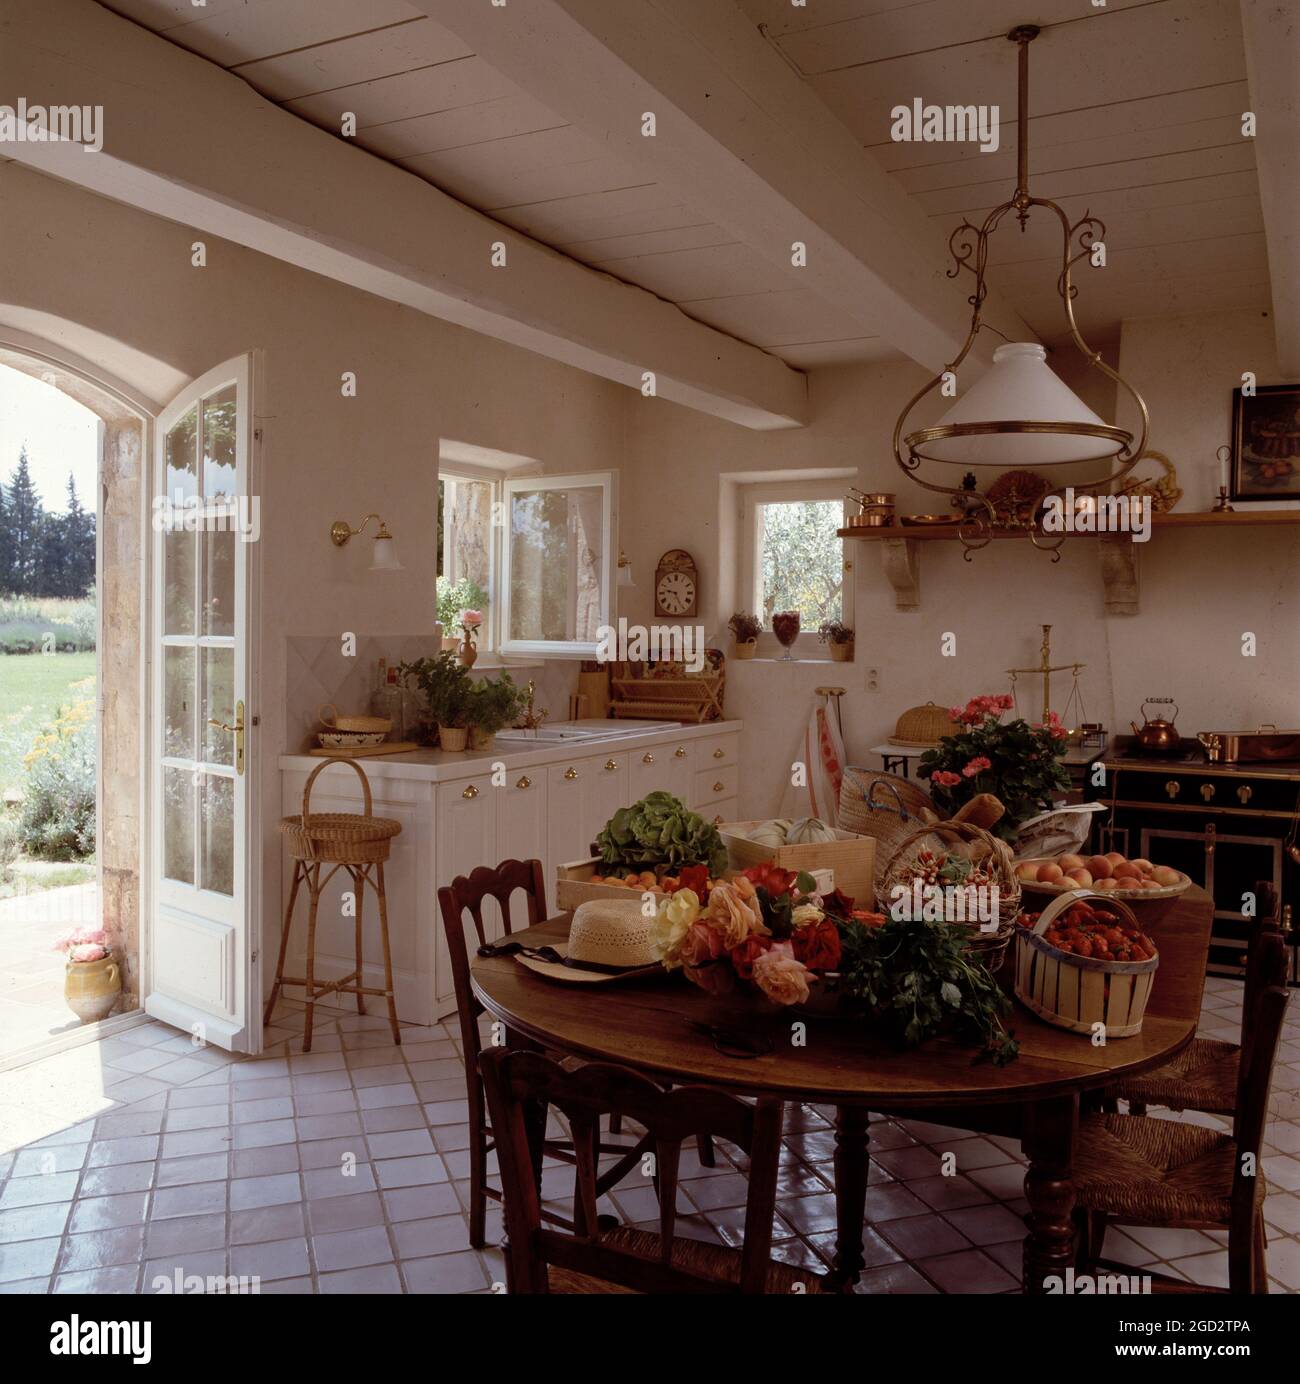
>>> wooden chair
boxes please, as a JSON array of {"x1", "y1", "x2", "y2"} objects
[
  {"x1": 1103, "y1": 882, "x2": 1281, "y2": 1117},
  {"x1": 1072, "y1": 927, "x2": 1291, "y2": 1293},
  {"x1": 437, "y1": 859, "x2": 653, "y2": 1248},
  {"x1": 480, "y1": 1048, "x2": 826, "y2": 1294}
]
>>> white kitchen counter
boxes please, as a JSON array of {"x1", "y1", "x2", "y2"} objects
[{"x1": 278, "y1": 718, "x2": 743, "y2": 782}]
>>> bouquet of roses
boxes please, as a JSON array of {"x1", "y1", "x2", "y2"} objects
[{"x1": 650, "y1": 863, "x2": 885, "y2": 1006}]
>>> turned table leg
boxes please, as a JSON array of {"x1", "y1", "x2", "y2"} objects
[
  {"x1": 1021, "y1": 1094, "x2": 1078, "y2": 1294},
  {"x1": 830, "y1": 1104, "x2": 871, "y2": 1290}
]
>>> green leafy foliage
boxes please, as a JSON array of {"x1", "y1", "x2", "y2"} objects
[
  {"x1": 436, "y1": 575, "x2": 489, "y2": 631},
  {"x1": 597, "y1": 791, "x2": 728, "y2": 874},
  {"x1": 17, "y1": 699, "x2": 95, "y2": 860},
  {"x1": 834, "y1": 912, "x2": 1019, "y2": 1065},
  {"x1": 398, "y1": 652, "x2": 473, "y2": 730},
  {"x1": 758, "y1": 499, "x2": 843, "y2": 626},
  {"x1": 468, "y1": 673, "x2": 526, "y2": 734}
]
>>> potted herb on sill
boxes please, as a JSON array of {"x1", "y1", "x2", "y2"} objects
[
  {"x1": 728, "y1": 611, "x2": 762, "y2": 660},
  {"x1": 819, "y1": 620, "x2": 855, "y2": 663},
  {"x1": 55, "y1": 927, "x2": 121, "y2": 1025},
  {"x1": 399, "y1": 651, "x2": 473, "y2": 751},
  {"x1": 468, "y1": 673, "x2": 526, "y2": 751}
]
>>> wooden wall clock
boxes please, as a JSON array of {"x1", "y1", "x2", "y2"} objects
[{"x1": 654, "y1": 548, "x2": 698, "y2": 618}]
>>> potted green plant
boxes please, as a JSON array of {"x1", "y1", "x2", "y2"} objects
[
  {"x1": 918, "y1": 694, "x2": 1071, "y2": 842},
  {"x1": 468, "y1": 673, "x2": 526, "y2": 751},
  {"x1": 727, "y1": 611, "x2": 762, "y2": 660},
  {"x1": 399, "y1": 652, "x2": 473, "y2": 750},
  {"x1": 818, "y1": 620, "x2": 855, "y2": 663}
]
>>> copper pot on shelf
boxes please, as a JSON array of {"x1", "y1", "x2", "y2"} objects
[{"x1": 847, "y1": 490, "x2": 895, "y2": 528}]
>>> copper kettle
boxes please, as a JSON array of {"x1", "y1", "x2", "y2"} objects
[{"x1": 1131, "y1": 699, "x2": 1182, "y2": 753}]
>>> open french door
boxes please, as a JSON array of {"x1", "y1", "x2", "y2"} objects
[{"x1": 145, "y1": 356, "x2": 260, "y2": 1053}]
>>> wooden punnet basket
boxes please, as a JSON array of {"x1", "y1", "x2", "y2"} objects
[{"x1": 1014, "y1": 890, "x2": 1158, "y2": 1038}]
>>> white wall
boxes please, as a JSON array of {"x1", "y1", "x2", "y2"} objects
[{"x1": 623, "y1": 312, "x2": 1300, "y2": 817}]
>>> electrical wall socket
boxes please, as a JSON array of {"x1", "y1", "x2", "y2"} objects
[{"x1": 865, "y1": 667, "x2": 880, "y2": 692}]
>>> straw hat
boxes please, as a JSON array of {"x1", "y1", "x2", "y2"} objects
[{"x1": 514, "y1": 898, "x2": 661, "y2": 985}]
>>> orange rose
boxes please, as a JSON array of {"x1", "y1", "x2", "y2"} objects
[
  {"x1": 751, "y1": 944, "x2": 812, "y2": 1006},
  {"x1": 708, "y1": 880, "x2": 768, "y2": 949}
]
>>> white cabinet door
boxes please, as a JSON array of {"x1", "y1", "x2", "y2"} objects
[
  {"x1": 628, "y1": 745, "x2": 675, "y2": 801},
  {"x1": 435, "y1": 772, "x2": 498, "y2": 1011},
  {"x1": 583, "y1": 751, "x2": 630, "y2": 857},
  {"x1": 547, "y1": 752, "x2": 628, "y2": 871},
  {"x1": 497, "y1": 767, "x2": 549, "y2": 903}
]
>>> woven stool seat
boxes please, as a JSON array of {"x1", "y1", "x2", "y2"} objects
[
  {"x1": 1107, "y1": 1037, "x2": 1240, "y2": 1116},
  {"x1": 267, "y1": 758, "x2": 402, "y2": 1051},
  {"x1": 1074, "y1": 1112, "x2": 1250, "y2": 1225}
]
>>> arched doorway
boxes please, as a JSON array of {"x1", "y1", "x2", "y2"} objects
[{"x1": 0, "y1": 332, "x2": 150, "y2": 1062}]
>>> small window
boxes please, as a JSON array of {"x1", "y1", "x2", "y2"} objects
[
  {"x1": 499, "y1": 472, "x2": 614, "y2": 659},
  {"x1": 741, "y1": 481, "x2": 852, "y2": 657}
]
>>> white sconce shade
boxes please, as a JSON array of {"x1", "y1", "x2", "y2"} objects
[
  {"x1": 369, "y1": 533, "x2": 403, "y2": 571},
  {"x1": 925, "y1": 343, "x2": 1117, "y2": 466},
  {"x1": 616, "y1": 550, "x2": 634, "y2": 586}
]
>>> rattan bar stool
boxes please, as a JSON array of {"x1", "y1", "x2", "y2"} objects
[{"x1": 267, "y1": 757, "x2": 402, "y2": 1052}]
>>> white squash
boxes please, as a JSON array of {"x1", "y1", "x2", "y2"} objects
[
  {"x1": 746, "y1": 818, "x2": 790, "y2": 848},
  {"x1": 786, "y1": 817, "x2": 837, "y2": 845}
]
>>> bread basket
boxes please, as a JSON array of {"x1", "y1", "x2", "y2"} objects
[
  {"x1": 318, "y1": 703, "x2": 391, "y2": 735},
  {"x1": 888, "y1": 701, "x2": 959, "y2": 748}
]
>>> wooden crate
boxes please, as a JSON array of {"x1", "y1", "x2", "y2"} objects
[
  {"x1": 1014, "y1": 892, "x2": 1158, "y2": 1038},
  {"x1": 718, "y1": 823, "x2": 876, "y2": 904}
]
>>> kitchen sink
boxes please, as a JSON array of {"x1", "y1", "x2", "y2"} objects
[{"x1": 495, "y1": 719, "x2": 681, "y2": 744}]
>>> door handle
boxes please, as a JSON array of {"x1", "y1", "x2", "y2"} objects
[
  {"x1": 564, "y1": 767, "x2": 578, "y2": 780},
  {"x1": 462, "y1": 784, "x2": 479, "y2": 800},
  {"x1": 674, "y1": 746, "x2": 686, "y2": 758},
  {"x1": 515, "y1": 776, "x2": 531, "y2": 790},
  {"x1": 642, "y1": 753, "x2": 655, "y2": 764},
  {"x1": 207, "y1": 700, "x2": 245, "y2": 775},
  {"x1": 713, "y1": 781, "x2": 725, "y2": 794},
  {"x1": 1204, "y1": 823, "x2": 1216, "y2": 857},
  {"x1": 713, "y1": 748, "x2": 725, "y2": 759},
  {"x1": 604, "y1": 759, "x2": 618, "y2": 771}
]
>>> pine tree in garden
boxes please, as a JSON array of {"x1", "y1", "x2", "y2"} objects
[
  {"x1": 4, "y1": 447, "x2": 44, "y2": 594},
  {"x1": 62, "y1": 474, "x2": 95, "y2": 597},
  {"x1": 0, "y1": 479, "x2": 11, "y2": 593}
]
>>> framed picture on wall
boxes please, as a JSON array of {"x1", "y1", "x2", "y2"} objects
[{"x1": 1231, "y1": 383, "x2": 1300, "y2": 500}]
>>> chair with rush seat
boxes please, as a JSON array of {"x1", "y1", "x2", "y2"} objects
[
  {"x1": 1102, "y1": 881, "x2": 1282, "y2": 1117},
  {"x1": 437, "y1": 858, "x2": 656, "y2": 1249},
  {"x1": 1072, "y1": 927, "x2": 1291, "y2": 1293},
  {"x1": 267, "y1": 757, "x2": 402, "y2": 1052},
  {"x1": 480, "y1": 1049, "x2": 826, "y2": 1294}
]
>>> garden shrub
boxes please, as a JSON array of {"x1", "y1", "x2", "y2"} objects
[{"x1": 18, "y1": 698, "x2": 96, "y2": 860}]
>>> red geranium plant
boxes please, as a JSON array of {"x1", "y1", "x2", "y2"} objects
[{"x1": 918, "y1": 694, "x2": 1070, "y2": 840}]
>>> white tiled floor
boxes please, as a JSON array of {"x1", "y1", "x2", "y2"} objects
[{"x1": 1, "y1": 977, "x2": 1298, "y2": 1294}]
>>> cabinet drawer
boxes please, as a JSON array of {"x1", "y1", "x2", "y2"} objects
[
  {"x1": 696, "y1": 733, "x2": 738, "y2": 770},
  {"x1": 695, "y1": 763, "x2": 738, "y2": 806}
]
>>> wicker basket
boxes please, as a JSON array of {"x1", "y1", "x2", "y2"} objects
[
  {"x1": 838, "y1": 770, "x2": 936, "y2": 870},
  {"x1": 318, "y1": 703, "x2": 391, "y2": 735},
  {"x1": 888, "y1": 701, "x2": 959, "y2": 747},
  {"x1": 1014, "y1": 891, "x2": 1158, "y2": 1038},
  {"x1": 876, "y1": 819, "x2": 1021, "y2": 971},
  {"x1": 280, "y1": 757, "x2": 402, "y2": 865}
]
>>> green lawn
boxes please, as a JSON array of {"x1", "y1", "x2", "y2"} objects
[{"x1": 0, "y1": 651, "x2": 96, "y2": 795}]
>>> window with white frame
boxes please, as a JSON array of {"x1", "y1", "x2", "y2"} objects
[
  {"x1": 740, "y1": 480, "x2": 853, "y2": 656},
  {"x1": 436, "y1": 460, "x2": 615, "y2": 661}
]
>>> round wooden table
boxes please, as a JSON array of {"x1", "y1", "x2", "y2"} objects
[{"x1": 471, "y1": 886, "x2": 1214, "y2": 1291}]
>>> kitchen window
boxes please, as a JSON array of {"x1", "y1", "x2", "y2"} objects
[
  {"x1": 437, "y1": 461, "x2": 615, "y2": 661},
  {"x1": 739, "y1": 479, "x2": 853, "y2": 657}
]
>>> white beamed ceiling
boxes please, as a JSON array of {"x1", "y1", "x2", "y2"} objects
[{"x1": 99, "y1": 0, "x2": 1269, "y2": 363}]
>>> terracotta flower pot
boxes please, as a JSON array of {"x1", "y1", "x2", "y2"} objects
[
  {"x1": 65, "y1": 954, "x2": 121, "y2": 1025},
  {"x1": 829, "y1": 642, "x2": 854, "y2": 663},
  {"x1": 733, "y1": 640, "x2": 758, "y2": 660},
  {"x1": 439, "y1": 725, "x2": 469, "y2": 752},
  {"x1": 468, "y1": 725, "x2": 494, "y2": 751},
  {"x1": 458, "y1": 640, "x2": 478, "y2": 668}
]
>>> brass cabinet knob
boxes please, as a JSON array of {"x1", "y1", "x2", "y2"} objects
[
  {"x1": 1200, "y1": 783, "x2": 1215, "y2": 802},
  {"x1": 1165, "y1": 780, "x2": 1181, "y2": 799},
  {"x1": 564, "y1": 766, "x2": 578, "y2": 780},
  {"x1": 713, "y1": 748, "x2": 725, "y2": 759},
  {"x1": 713, "y1": 781, "x2": 725, "y2": 793},
  {"x1": 674, "y1": 746, "x2": 686, "y2": 758},
  {"x1": 462, "y1": 784, "x2": 478, "y2": 800},
  {"x1": 1237, "y1": 785, "x2": 1253, "y2": 805},
  {"x1": 515, "y1": 775, "x2": 531, "y2": 790},
  {"x1": 642, "y1": 752, "x2": 655, "y2": 764},
  {"x1": 604, "y1": 759, "x2": 618, "y2": 771}
]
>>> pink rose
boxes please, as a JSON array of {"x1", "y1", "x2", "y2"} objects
[
  {"x1": 460, "y1": 609, "x2": 483, "y2": 628},
  {"x1": 69, "y1": 943, "x2": 108, "y2": 963},
  {"x1": 752, "y1": 943, "x2": 812, "y2": 1006},
  {"x1": 708, "y1": 881, "x2": 768, "y2": 949},
  {"x1": 677, "y1": 919, "x2": 726, "y2": 968}
]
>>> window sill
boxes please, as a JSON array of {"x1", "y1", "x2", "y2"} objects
[
  {"x1": 465, "y1": 657, "x2": 546, "y2": 674},
  {"x1": 732, "y1": 656, "x2": 854, "y2": 666}
]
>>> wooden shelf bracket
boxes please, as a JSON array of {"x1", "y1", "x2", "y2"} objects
[
  {"x1": 881, "y1": 537, "x2": 920, "y2": 610},
  {"x1": 1098, "y1": 536, "x2": 1140, "y2": 616}
]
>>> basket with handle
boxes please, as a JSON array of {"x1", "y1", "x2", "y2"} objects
[
  {"x1": 279, "y1": 757, "x2": 402, "y2": 865},
  {"x1": 318, "y1": 703, "x2": 392, "y2": 735},
  {"x1": 1013, "y1": 890, "x2": 1158, "y2": 1038},
  {"x1": 876, "y1": 818, "x2": 1021, "y2": 971},
  {"x1": 838, "y1": 770, "x2": 936, "y2": 868}
]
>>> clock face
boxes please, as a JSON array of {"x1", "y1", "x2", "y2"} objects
[{"x1": 656, "y1": 570, "x2": 696, "y2": 616}]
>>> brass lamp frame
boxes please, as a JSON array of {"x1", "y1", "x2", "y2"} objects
[{"x1": 892, "y1": 25, "x2": 1150, "y2": 559}]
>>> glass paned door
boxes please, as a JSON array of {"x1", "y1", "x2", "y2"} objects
[{"x1": 148, "y1": 358, "x2": 258, "y2": 1053}]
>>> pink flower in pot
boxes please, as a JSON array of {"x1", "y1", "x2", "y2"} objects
[{"x1": 459, "y1": 609, "x2": 483, "y2": 644}]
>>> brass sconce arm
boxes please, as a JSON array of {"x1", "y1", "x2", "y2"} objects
[{"x1": 330, "y1": 513, "x2": 392, "y2": 547}]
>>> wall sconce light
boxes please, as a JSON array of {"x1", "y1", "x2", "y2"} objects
[
  {"x1": 616, "y1": 549, "x2": 634, "y2": 587},
  {"x1": 330, "y1": 513, "x2": 403, "y2": 571}
]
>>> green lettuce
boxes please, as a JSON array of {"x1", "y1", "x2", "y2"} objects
[{"x1": 596, "y1": 791, "x2": 728, "y2": 874}]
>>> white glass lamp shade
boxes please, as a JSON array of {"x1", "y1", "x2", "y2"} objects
[
  {"x1": 919, "y1": 343, "x2": 1122, "y2": 466},
  {"x1": 369, "y1": 534, "x2": 403, "y2": 571},
  {"x1": 617, "y1": 561, "x2": 634, "y2": 588}
]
